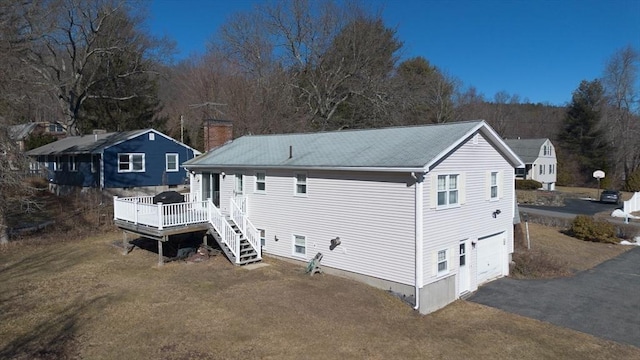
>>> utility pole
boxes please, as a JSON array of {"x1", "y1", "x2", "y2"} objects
[{"x1": 180, "y1": 115, "x2": 184, "y2": 143}]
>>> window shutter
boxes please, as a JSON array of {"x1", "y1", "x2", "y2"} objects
[
  {"x1": 459, "y1": 173, "x2": 466, "y2": 205},
  {"x1": 498, "y1": 170, "x2": 504, "y2": 199},
  {"x1": 430, "y1": 173, "x2": 437, "y2": 208}
]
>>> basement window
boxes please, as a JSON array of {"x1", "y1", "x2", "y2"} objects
[
  {"x1": 437, "y1": 249, "x2": 448, "y2": 274},
  {"x1": 293, "y1": 234, "x2": 306, "y2": 257}
]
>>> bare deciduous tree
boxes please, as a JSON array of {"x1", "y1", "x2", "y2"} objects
[
  {"x1": 15, "y1": 0, "x2": 164, "y2": 135},
  {"x1": 213, "y1": 0, "x2": 401, "y2": 132},
  {"x1": 601, "y1": 46, "x2": 640, "y2": 185}
]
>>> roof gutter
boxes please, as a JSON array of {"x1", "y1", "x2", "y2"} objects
[{"x1": 183, "y1": 164, "x2": 427, "y2": 173}]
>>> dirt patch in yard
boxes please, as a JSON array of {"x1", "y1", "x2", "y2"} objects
[{"x1": 1, "y1": 229, "x2": 638, "y2": 359}]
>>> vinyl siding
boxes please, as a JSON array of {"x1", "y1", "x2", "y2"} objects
[
  {"x1": 219, "y1": 169, "x2": 417, "y2": 285},
  {"x1": 422, "y1": 133, "x2": 514, "y2": 290},
  {"x1": 531, "y1": 140, "x2": 557, "y2": 185},
  {"x1": 103, "y1": 132, "x2": 196, "y2": 188},
  {"x1": 38, "y1": 154, "x2": 99, "y2": 187}
]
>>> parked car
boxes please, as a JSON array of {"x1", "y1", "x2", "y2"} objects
[{"x1": 600, "y1": 190, "x2": 622, "y2": 204}]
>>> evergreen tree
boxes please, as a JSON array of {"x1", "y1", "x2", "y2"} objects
[{"x1": 558, "y1": 80, "x2": 609, "y2": 185}]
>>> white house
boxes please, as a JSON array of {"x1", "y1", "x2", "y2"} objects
[
  {"x1": 180, "y1": 120, "x2": 523, "y2": 314},
  {"x1": 504, "y1": 138, "x2": 557, "y2": 191}
]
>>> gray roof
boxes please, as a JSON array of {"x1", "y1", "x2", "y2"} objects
[
  {"x1": 26, "y1": 129, "x2": 150, "y2": 156},
  {"x1": 8, "y1": 123, "x2": 38, "y2": 141},
  {"x1": 185, "y1": 120, "x2": 523, "y2": 171},
  {"x1": 503, "y1": 138, "x2": 550, "y2": 163}
]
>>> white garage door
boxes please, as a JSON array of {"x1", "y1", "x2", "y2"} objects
[{"x1": 477, "y1": 233, "x2": 504, "y2": 285}]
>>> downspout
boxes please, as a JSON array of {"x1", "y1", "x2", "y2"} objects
[{"x1": 412, "y1": 172, "x2": 425, "y2": 311}]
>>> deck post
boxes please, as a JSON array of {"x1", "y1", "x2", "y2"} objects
[
  {"x1": 134, "y1": 198, "x2": 139, "y2": 225},
  {"x1": 157, "y1": 202, "x2": 163, "y2": 230},
  {"x1": 113, "y1": 196, "x2": 118, "y2": 222},
  {"x1": 203, "y1": 233, "x2": 208, "y2": 247},
  {"x1": 122, "y1": 231, "x2": 128, "y2": 255},
  {"x1": 158, "y1": 236, "x2": 165, "y2": 266}
]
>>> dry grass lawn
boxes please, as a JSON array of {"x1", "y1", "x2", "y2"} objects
[
  {"x1": 522, "y1": 222, "x2": 631, "y2": 272},
  {"x1": 1, "y1": 228, "x2": 638, "y2": 359}
]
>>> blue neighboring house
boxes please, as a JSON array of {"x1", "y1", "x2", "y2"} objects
[{"x1": 26, "y1": 129, "x2": 200, "y2": 192}]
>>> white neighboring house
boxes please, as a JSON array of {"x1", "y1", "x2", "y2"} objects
[
  {"x1": 504, "y1": 138, "x2": 557, "y2": 191},
  {"x1": 183, "y1": 120, "x2": 523, "y2": 314}
]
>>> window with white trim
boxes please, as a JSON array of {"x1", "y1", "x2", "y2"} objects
[
  {"x1": 68, "y1": 155, "x2": 77, "y2": 172},
  {"x1": 54, "y1": 156, "x2": 62, "y2": 172},
  {"x1": 293, "y1": 234, "x2": 306, "y2": 256},
  {"x1": 437, "y1": 249, "x2": 448, "y2": 273},
  {"x1": 166, "y1": 153, "x2": 178, "y2": 172},
  {"x1": 490, "y1": 171, "x2": 498, "y2": 199},
  {"x1": 437, "y1": 174, "x2": 458, "y2": 206},
  {"x1": 118, "y1": 153, "x2": 145, "y2": 172},
  {"x1": 294, "y1": 173, "x2": 307, "y2": 195},
  {"x1": 259, "y1": 229, "x2": 266, "y2": 247},
  {"x1": 255, "y1": 171, "x2": 266, "y2": 193}
]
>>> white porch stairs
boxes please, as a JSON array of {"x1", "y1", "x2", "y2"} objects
[{"x1": 208, "y1": 218, "x2": 260, "y2": 266}]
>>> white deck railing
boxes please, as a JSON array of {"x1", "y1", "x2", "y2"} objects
[
  {"x1": 113, "y1": 196, "x2": 207, "y2": 230},
  {"x1": 207, "y1": 199, "x2": 241, "y2": 263},
  {"x1": 230, "y1": 198, "x2": 261, "y2": 261},
  {"x1": 113, "y1": 196, "x2": 247, "y2": 263}
]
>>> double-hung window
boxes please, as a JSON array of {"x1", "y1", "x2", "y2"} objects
[
  {"x1": 293, "y1": 234, "x2": 306, "y2": 256},
  {"x1": 255, "y1": 171, "x2": 266, "y2": 193},
  {"x1": 490, "y1": 171, "x2": 498, "y2": 199},
  {"x1": 294, "y1": 173, "x2": 307, "y2": 196},
  {"x1": 68, "y1": 155, "x2": 77, "y2": 172},
  {"x1": 166, "y1": 154, "x2": 178, "y2": 172},
  {"x1": 437, "y1": 249, "x2": 448, "y2": 273},
  {"x1": 437, "y1": 174, "x2": 459, "y2": 207},
  {"x1": 118, "y1": 153, "x2": 145, "y2": 172}
]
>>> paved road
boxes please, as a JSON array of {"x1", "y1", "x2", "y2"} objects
[
  {"x1": 468, "y1": 247, "x2": 640, "y2": 347},
  {"x1": 520, "y1": 198, "x2": 620, "y2": 216},
  {"x1": 520, "y1": 198, "x2": 640, "y2": 228}
]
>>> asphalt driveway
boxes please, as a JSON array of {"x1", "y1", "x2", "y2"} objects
[{"x1": 468, "y1": 247, "x2": 640, "y2": 347}]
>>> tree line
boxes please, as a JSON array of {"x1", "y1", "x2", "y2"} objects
[{"x1": 1, "y1": 0, "x2": 639, "y2": 190}]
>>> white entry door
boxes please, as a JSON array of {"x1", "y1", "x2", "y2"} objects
[
  {"x1": 458, "y1": 240, "x2": 471, "y2": 294},
  {"x1": 477, "y1": 233, "x2": 504, "y2": 285},
  {"x1": 234, "y1": 173, "x2": 245, "y2": 211}
]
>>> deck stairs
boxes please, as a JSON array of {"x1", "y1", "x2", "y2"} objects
[{"x1": 209, "y1": 217, "x2": 260, "y2": 266}]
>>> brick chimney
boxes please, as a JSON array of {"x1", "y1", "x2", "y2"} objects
[{"x1": 204, "y1": 119, "x2": 233, "y2": 151}]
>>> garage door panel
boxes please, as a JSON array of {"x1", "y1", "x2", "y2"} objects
[{"x1": 477, "y1": 234, "x2": 503, "y2": 284}]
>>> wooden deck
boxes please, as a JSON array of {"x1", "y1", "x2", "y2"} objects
[{"x1": 114, "y1": 219, "x2": 210, "y2": 241}]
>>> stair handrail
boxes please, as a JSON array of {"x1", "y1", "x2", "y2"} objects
[
  {"x1": 229, "y1": 198, "x2": 262, "y2": 260},
  {"x1": 207, "y1": 198, "x2": 240, "y2": 263}
]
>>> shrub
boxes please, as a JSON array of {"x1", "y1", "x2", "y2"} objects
[
  {"x1": 516, "y1": 179, "x2": 542, "y2": 190},
  {"x1": 569, "y1": 215, "x2": 618, "y2": 244},
  {"x1": 511, "y1": 249, "x2": 571, "y2": 279}
]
